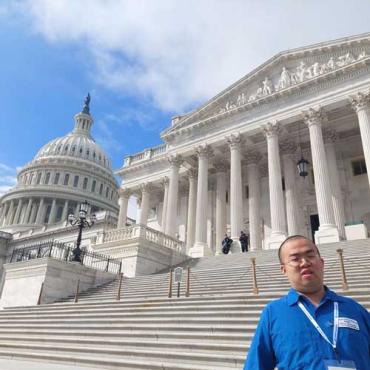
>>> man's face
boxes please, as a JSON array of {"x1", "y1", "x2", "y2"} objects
[{"x1": 280, "y1": 237, "x2": 324, "y2": 294}]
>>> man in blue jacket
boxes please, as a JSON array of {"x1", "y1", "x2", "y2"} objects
[{"x1": 244, "y1": 235, "x2": 370, "y2": 370}]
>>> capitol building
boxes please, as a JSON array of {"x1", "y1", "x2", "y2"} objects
[{"x1": 1, "y1": 32, "x2": 370, "y2": 278}]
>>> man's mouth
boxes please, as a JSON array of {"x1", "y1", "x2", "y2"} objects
[{"x1": 301, "y1": 270, "x2": 313, "y2": 278}]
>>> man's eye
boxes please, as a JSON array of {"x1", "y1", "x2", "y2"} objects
[{"x1": 290, "y1": 258, "x2": 299, "y2": 262}]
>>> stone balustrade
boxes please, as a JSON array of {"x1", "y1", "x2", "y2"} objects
[
  {"x1": 124, "y1": 144, "x2": 167, "y2": 167},
  {"x1": 103, "y1": 224, "x2": 185, "y2": 254}
]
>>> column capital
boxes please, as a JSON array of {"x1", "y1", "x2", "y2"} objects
[
  {"x1": 349, "y1": 91, "x2": 370, "y2": 113},
  {"x1": 119, "y1": 188, "x2": 132, "y2": 198},
  {"x1": 302, "y1": 107, "x2": 327, "y2": 127},
  {"x1": 213, "y1": 162, "x2": 228, "y2": 173},
  {"x1": 323, "y1": 127, "x2": 339, "y2": 144},
  {"x1": 161, "y1": 176, "x2": 169, "y2": 187},
  {"x1": 262, "y1": 121, "x2": 280, "y2": 138},
  {"x1": 139, "y1": 182, "x2": 152, "y2": 193},
  {"x1": 226, "y1": 132, "x2": 242, "y2": 149},
  {"x1": 196, "y1": 143, "x2": 213, "y2": 158},
  {"x1": 167, "y1": 154, "x2": 183, "y2": 168},
  {"x1": 187, "y1": 168, "x2": 198, "y2": 179},
  {"x1": 279, "y1": 139, "x2": 297, "y2": 155},
  {"x1": 244, "y1": 150, "x2": 262, "y2": 165}
]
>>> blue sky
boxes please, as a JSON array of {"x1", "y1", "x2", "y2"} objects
[{"x1": 1, "y1": 0, "x2": 370, "y2": 197}]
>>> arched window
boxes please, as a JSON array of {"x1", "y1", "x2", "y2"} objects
[
  {"x1": 36, "y1": 173, "x2": 42, "y2": 184},
  {"x1": 73, "y1": 175, "x2": 79, "y2": 187},
  {"x1": 105, "y1": 187, "x2": 109, "y2": 198},
  {"x1": 91, "y1": 180, "x2": 96, "y2": 192},
  {"x1": 64, "y1": 174, "x2": 70, "y2": 186},
  {"x1": 99, "y1": 183, "x2": 103, "y2": 195},
  {"x1": 54, "y1": 173, "x2": 60, "y2": 185},
  {"x1": 44, "y1": 172, "x2": 50, "y2": 185},
  {"x1": 83, "y1": 177, "x2": 88, "y2": 190}
]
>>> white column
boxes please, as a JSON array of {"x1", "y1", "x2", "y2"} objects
[
  {"x1": 5, "y1": 200, "x2": 15, "y2": 225},
  {"x1": 190, "y1": 144, "x2": 213, "y2": 257},
  {"x1": 13, "y1": 199, "x2": 23, "y2": 224},
  {"x1": 117, "y1": 189, "x2": 130, "y2": 228},
  {"x1": 35, "y1": 198, "x2": 45, "y2": 224},
  {"x1": 280, "y1": 141, "x2": 301, "y2": 236},
  {"x1": 303, "y1": 107, "x2": 339, "y2": 243},
  {"x1": 137, "y1": 183, "x2": 151, "y2": 226},
  {"x1": 245, "y1": 151, "x2": 262, "y2": 251},
  {"x1": 350, "y1": 92, "x2": 370, "y2": 188},
  {"x1": 0, "y1": 202, "x2": 9, "y2": 225},
  {"x1": 227, "y1": 133, "x2": 243, "y2": 252},
  {"x1": 161, "y1": 177, "x2": 169, "y2": 232},
  {"x1": 214, "y1": 163, "x2": 227, "y2": 254},
  {"x1": 186, "y1": 169, "x2": 197, "y2": 252},
  {"x1": 0, "y1": 203, "x2": 7, "y2": 225},
  {"x1": 263, "y1": 122, "x2": 287, "y2": 248},
  {"x1": 22, "y1": 198, "x2": 33, "y2": 224},
  {"x1": 324, "y1": 129, "x2": 346, "y2": 240},
  {"x1": 61, "y1": 200, "x2": 69, "y2": 223},
  {"x1": 48, "y1": 199, "x2": 57, "y2": 224},
  {"x1": 165, "y1": 154, "x2": 182, "y2": 237}
]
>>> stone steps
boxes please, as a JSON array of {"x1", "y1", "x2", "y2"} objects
[{"x1": 0, "y1": 239, "x2": 369, "y2": 369}]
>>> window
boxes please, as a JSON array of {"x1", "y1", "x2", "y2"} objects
[
  {"x1": 44, "y1": 204, "x2": 51, "y2": 224},
  {"x1": 91, "y1": 180, "x2": 96, "y2": 192},
  {"x1": 282, "y1": 177, "x2": 285, "y2": 192},
  {"x1": 36, "y1": 173, "x2": 42, "y2": 184},
  {"x1": 83, "y1": 177, "x2": 88, "y2": 190},
  {"x1": 45, "y1": 172, "x2": 50, "y2": 185},
  {"x1": 64, "y1": 174, "x2": 70, "y2": 185},
  {"x1": 56, "y1": 206, "x2": 63, "y2": 222},
  {"x1": 352, "y1": 158, "x2": 367, "y2": 176},
  {"x1": 226, "y1": 190, "x2": 229, "y2": 203},
  {"x1": 54, "y1": 173, "x2": 60, "y2": 185},
  {"x1": 73, "y1": 175, "x2": 79, "y2": 187},
  {"x1": 99, "y1": 183, "x2": 103, "y2": 195},
  {"x1": 245, "y1": 185, "x2": 249, "y2": 199},
  {"x1": 105, "y1": 187, "x2": 109, "y2": 197}
]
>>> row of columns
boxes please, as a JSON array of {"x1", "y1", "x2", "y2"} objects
[
  {"x1": 0, "y1": 198, "x2": 77, "y2": 227},
  {"x1": 116, "y1": 91, "x2": 370, "y2": 251}
]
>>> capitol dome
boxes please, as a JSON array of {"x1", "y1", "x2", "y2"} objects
[{"x1": 0, "y1": 95, "x2": 119, "y2": 232}]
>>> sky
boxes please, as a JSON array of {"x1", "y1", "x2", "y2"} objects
[{"x1": 1, "y1": 0, "x2": 370, "y2": 200}]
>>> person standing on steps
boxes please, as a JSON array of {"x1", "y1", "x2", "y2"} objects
[
  {"x1": 244, "y1": 235, "x2": 370, "y2": 370},
  {"x1": 222, "y1": 234, "x2": 233, "y2": 254},
  {"x1": 239, "y1": 231, "x2": 249, "y2": 253}
]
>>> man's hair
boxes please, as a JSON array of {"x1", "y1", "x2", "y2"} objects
[{"x1": 278, "y1": 235, "x2": 321, "y2": 264}]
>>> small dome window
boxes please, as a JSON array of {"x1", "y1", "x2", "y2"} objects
[
  {"x1": 64, "y1": 145, "x2": 69, "y2": 151},
  {"x1": 79, "y1": 148, "x2": 83, "y2": 154},
  {"x1": 72, "y1": 146, "x2": 76, "y2": 152},
  {"x1": 93, "y1": 152, "x2": 96, "y2": 158},
  {"x1": 86, "y1": 149, "x2": 90, "y2": 156},
  {"x1": 57, "y1": 145, "x2": 62, "y2": 152}
]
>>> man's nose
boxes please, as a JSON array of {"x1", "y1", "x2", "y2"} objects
[{"x1": 299, "y1": 257, "x2": 311, "y2": 266}]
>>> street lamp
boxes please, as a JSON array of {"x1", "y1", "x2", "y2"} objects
[{"x1": 68, "y1": 201, "x2": 96, "y2": 262}]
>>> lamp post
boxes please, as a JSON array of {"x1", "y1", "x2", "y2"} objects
[{"x1": 68, "y1": 201, "x2": 96, "y2": 263}]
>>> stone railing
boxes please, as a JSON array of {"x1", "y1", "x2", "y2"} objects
[
  {"x1": 102, "y1": 224, "x2": 185, "y2": 254},
  {"x1": 124, "y1": 144, "x2": 167, "y2": 167}
]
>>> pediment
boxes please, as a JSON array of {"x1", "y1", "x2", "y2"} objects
[{"x1": 163, "y1": 33, "x2": 370, "y2": 138}]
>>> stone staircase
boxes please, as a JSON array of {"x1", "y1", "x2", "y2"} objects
[{"x1": 0, "y1": 239, "x2": 369, "y2": 369}]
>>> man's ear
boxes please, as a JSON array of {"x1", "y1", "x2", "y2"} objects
[{"x1": 280, "y1": 264, "x2": 287, "y2": 276}]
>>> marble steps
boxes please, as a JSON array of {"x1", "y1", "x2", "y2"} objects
[{"x1": 0, "y1": 348, "x2": 244, "y2": 370}]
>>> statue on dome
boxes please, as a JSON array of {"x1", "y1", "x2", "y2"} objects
[{"x1": 82, "y1": 93, "x2": 91, "y2": 114}]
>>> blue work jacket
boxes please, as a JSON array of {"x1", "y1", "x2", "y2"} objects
[{"x1": 244, "y1": 287, "x2": 370, "y2": 370}]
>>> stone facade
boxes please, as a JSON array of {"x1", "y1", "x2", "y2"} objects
[{"x1": 116, "y1": 33, "x2": 370, "y2": 256}]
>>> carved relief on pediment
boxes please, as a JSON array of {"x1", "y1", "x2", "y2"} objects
[{"x1": 217, "y1": 49, "x2": 368, "y2": 114}]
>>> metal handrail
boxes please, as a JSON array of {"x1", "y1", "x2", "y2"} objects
[{"x1": 9, "y1": 240, "x2": 121, "y2": 274}]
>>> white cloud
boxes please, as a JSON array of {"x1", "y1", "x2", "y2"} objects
[
  {"x1": 9, "y1": 0, "x2": 370, "y2": 113},
  {"x1": 0, "y1": 163, "x2": 17, "y2": 196}
]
